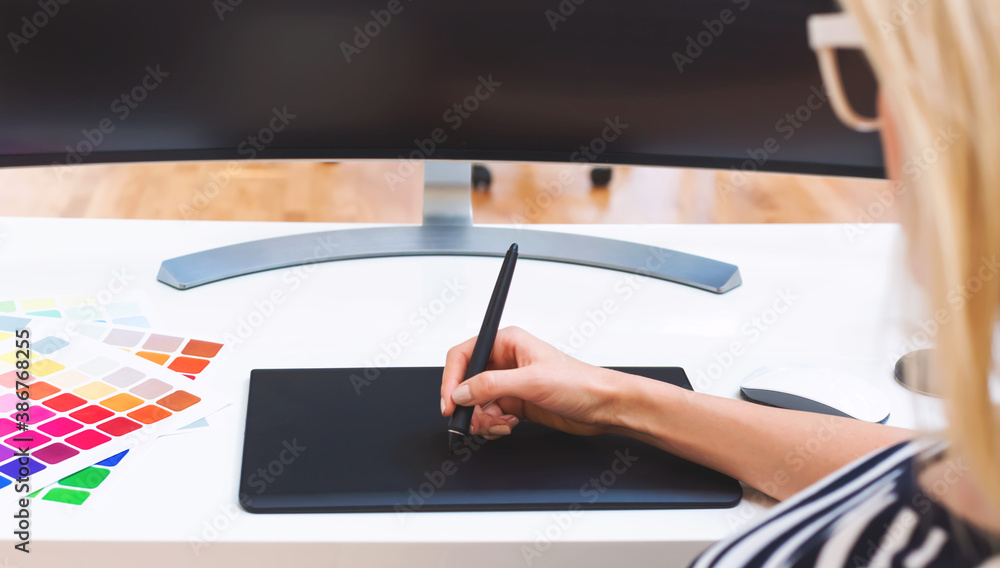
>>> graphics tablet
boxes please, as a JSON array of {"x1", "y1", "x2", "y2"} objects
[{"x1": 239, "y1": 366, "x2": 742, "y2": 513}]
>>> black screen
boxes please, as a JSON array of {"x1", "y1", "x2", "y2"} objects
[
  {"x1": 239, "y1": 367, "x2": 741, "y2": 513},
  {"x1": 0, "y1": 0, "x2": 882, "y2": 176}
]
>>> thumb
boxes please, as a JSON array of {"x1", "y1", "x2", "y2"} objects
[{"x1": 451, "y1": 367, "x2": 533, "y2": 407}]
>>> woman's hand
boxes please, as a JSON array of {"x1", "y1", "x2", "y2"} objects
[
  {"x1": 441, "y1": 328, "x2": 915, "y2": 502},
  {"x1": 440, "y1": 326, "x2": 635, "y2": 440}
]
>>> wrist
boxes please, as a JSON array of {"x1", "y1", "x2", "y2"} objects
[{"x1": 600, "y1": 369, "x2": 680, "y2": 443}]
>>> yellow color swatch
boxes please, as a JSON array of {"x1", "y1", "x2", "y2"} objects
[
  {"x1": 0, "y1": 332, "x2": 12, "y2": 342},
  {"x1": 21, "y1": 297, "x2": 57, "y2": 311},
  {"x1": 100, "y1": 393, "x2": 143, "y2": 412},
  {"x1": 74, "y1": 382, "x2": 116, "y2": 400},
  {"x1": 1, "y1": 349, "x2": 40, "y2": 365},
  {"x1": 31, "y1": 359, "x2": 65, "y2": 377}
]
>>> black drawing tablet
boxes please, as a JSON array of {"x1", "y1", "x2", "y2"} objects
[{"x1": 239, "y1": 367, "x2": 742, "y2": 513}]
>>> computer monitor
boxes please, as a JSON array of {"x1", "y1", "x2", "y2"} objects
[{"x1": 0, "y1": 0, "x2": 880, "y2": 293}]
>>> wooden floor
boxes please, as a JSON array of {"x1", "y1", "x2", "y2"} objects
[{"x1": 0, "y1": 161, "x2": 893, "y2": 225}]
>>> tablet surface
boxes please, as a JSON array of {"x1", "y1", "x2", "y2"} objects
[{"x1": 239, "y1": 367, "x2": 741, "y2": 513}]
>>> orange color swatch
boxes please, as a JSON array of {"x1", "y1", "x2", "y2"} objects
[
  {"x1": 167, "y1": 357, "x2": 209, "y2": 374},
  {"x1": 181, "y1": 340, "x2": 223, "y2": 358},
  {"x1": 157, "y1": 390, "x2": 200, "y2": 412},
  {"x1": 136, "y1": 351, "x2": 170, "y2": 365},
  {"x1": 28, "y1": 381, "x2": 59, "y2": 400},
  {"x1": 100, "y1": 393, "x2": 143, "y2": 412},
  {"x1": 127, "y1": 405, "x2": 172, "y2": 424}
]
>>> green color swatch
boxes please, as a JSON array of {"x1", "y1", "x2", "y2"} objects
[
  {"x1": 59, "y1": 467, "x2": 111, "y2": 489},
  {"x1": 42, "y1": 487, "x2": 90, "y2": 505},
  {"x1": 0, "y1": 301, "x2": 14, "y2": 313},
  {"x1": 25, "y1": 310, "x2": 61, "y2": 318}
]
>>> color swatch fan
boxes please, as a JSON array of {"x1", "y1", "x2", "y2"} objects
[
  {"x1": 19, "y1": 317, "x2": 228, "y2": 507},
  {"x1": 0, "y1": 315, "x2": 226, "y2": 505},
  {"x1": 30, "y1": 445, "x2": 163, "y2": 508},
  {"x1": 0, "y1": 295, "x2": 153, "y2": 328},
  {"x1": 66, "y1": 320, "x2": 227, "y2": 380}
]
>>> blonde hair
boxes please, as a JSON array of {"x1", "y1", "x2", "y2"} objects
[{"x1": 839, "y1": 0, "x2": 1000, "y2": 512}]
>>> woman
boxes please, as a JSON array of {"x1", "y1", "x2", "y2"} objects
[{"x1": 440, "y1": 1, "x2": 1000, "y2": 566}]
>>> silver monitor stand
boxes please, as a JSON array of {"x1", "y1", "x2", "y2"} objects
[{"x1": 156, "y1": 162, "x2": 742, "y2": 293}]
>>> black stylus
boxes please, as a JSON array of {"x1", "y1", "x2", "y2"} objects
[{"x1": 448, "y1": 243, "x2": 519, "y2": 452}]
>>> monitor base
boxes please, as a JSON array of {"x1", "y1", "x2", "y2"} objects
[{"x1": 157, "y1": 162, "x2": 742, "y2": 293}]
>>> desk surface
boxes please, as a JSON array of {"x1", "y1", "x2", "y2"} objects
[{"x1": 0, "y1": 217, "x2": 938, "y2": 568}]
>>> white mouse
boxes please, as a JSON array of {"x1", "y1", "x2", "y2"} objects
[{"x1": 739, "y1": 367, "x2": 891, "y2": 423}]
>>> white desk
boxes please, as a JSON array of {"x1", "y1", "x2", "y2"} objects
[{"x1": 0, "y1": 218, "x2": 934, "y2": 568}]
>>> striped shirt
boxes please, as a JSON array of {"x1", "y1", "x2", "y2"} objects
[{"x1": 691, "y1": 440, "x2": 1000, "y2": 567}]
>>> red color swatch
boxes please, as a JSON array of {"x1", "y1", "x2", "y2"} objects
[
  {"x1": 69, "y1": 405, "x2": 114, "y2": 424},
  {"x1": 11, "y1": 406, "x2": 55, "y2": 425},
  {"x1": 37, "y1": 417, "x2": 84, "y2": 437},
  {"x1": 0, "y1": 419, "x2": 18, "y2": 437},
  {"x1": 65, "y1": 429, "x2": 110, "y2": 450},
  {"x1": 33, "y1": 442, "x2": 79, "y2": 465},
  {"x1": 96, "y1": 417, "x2": 142, "y2": 436},
  {"x1": 4, "y1": 431, "x2": 51, "y2": 450},
  {"x1": 43, "y1": 393, "x2": 86, "y2": 412}
]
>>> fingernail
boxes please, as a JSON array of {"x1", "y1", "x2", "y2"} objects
[
  {"x1": 502, "y1": 415, "x2": 520, "y2": 427},
  {"x1": 440, "y1": 397, "x2": 446, "y2": 416},
  {"x1": 452, "y1": 384, "x2": 473, "y2": 405},
  {"x1": 488, "y1": 424, "x2": 512, "y2": 436},
  {"x1": 469, "y1": 422, "x2": 477, "y2": 434}
]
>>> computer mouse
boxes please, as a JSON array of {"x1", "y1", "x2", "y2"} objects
[{"x1": 739, "y1": 367, "x2": 891, "y2": 423}]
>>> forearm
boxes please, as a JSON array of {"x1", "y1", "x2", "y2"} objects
[{"x1": 605, "y1": 372, "x2": 914, "y2": 501}]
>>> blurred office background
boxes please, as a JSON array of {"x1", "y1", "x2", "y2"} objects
[{"x1": 0, "y1": 162, "x2": 894, "y2": 224}]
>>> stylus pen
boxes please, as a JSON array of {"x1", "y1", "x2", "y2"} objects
[{"x1": 448, "y1": 243, "x2": 519, "y2": 452}]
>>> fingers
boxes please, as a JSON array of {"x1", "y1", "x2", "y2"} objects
[
  {"x1": 441, "y1": 332, "x2": 531, "y2": 439},
  {"x1": 441, "y1": 336, "x2": 477, "y2": 416},
  {"x1": 489, "y1": 326, "x2": 533, "y2": 366},
  {"x1": 471, "y1": 406, "x2": 507, "y2": 437},
  {"x1": 440, "y1": 327, "x2": 533, "y2": 416},
  {"x1": 471, "y1": 404, "x2": 520, "y2": 439},
  {"x1": 452, "y1": 366, "x2": 532, "y2": 408}
]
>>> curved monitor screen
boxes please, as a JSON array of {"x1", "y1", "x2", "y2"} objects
[{"x1": 0, "y1": 0, "x2": 882, "y2": 177}]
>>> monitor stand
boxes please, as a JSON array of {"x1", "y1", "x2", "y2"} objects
[{"x1": 156, "y1": 162, "x2": 742, "y2": 293}]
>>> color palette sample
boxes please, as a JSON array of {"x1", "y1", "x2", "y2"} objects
[
  {"x1": 21, "y1": 316, "x2": 225, "y2": 507},
  {"x1": 31, "y1": 449, "x2": 132, "y2": 506},
  {"x1": 0, "y1": 296, "x2": 152, "y2": 328},
  {"x1": 0, "y1": 316, "x2": 225, "y2": 505},
  {"x1": 70, "y1": 322, "x2": 225, "y2": 381}
]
